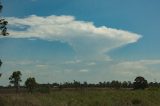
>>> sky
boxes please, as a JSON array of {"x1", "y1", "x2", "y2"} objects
[{"x1": 1, "y1": 0, "x2": 160, "y2": 85}]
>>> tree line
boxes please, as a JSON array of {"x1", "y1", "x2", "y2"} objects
[
  {"x1": 0, "y1": 70, "x2": 158, "y2": 94},
  {"x1": 50, "y1": 77, "x2": 157, "y2": 90}
]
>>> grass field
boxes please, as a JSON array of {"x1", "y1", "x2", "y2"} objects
[{"x1": 0, "y1": 88, "x2": 160, "y2": 106}]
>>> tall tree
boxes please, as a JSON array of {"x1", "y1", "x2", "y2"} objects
[
  {"x1": 25, "y1": 77, "x2": 37, "y2": 93},
  {"x1": 0, "y1": 1, "x2": 9, "y2": 36},
  {"x1": 9, "y1": 71, "x2": 22, "y2": 92},
  {"x1": 0, "y1": 59, "x2": 1, "y2": 73},
  {"x1": 0, "y1": 59, "x2": 2, "y2": 77},
  {"x1": 0, "y1": 1, "x2": 9, "y2": 77}
]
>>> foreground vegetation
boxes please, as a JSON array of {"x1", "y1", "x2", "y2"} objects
[
  {"x1": 0, "y1": 88, "x2": 160, "y2": 106},
  {"x1": 0, "y1": 70, "x2": 159, "y2": 106}
]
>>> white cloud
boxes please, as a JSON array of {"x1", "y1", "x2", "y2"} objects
[
  {"x1": 64, "y1": 59, "x2": 81, "y2": 64},
  {"x1": 36, "y1": 64, "x2": 48, "y2": 68},
  {"x1": 79, "y1": 69, "x2": 89, "y2": 72},
  {"x1": 6, "y1": 15, "x2": 141, "y2": 61},
  {"x1": 111, "y1": 60, "x2": 160, "y2": 81},
  {"x1": 86, "y1": 62, "x2": 96, "y2": 66}
]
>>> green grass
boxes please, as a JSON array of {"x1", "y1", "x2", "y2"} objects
[{"x1": 0, "y1": 88, "x2": 160, "y2": 106}]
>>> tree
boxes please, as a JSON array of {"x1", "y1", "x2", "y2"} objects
[
  {"x1": 0, "y1": 1, "x2": 9, "y2": 78},
  {"x1": 0, "y1": 2, "x2": 9, "y2": 36},
  {"x1": 73, "y1": 80, "x2": 81, "y2": 88},
  {"x1": 133, "y1": 76, "x2": 148, "y2": 90},
  {"x1": 122, "y1": 81, "x2": 128, "y2": 88},
  {"x1": 0, "y1": 59, "x2": 2, "y2": 67},
  {"x1": 0, "y1": 59, "x2": 1, "y2": 76},
  {"x1": 111, "y1": 80, "x2": 121, "y2": 89},
  {"x1": 25, "y1": 77, "x2": 37, "y2": 93},
  {"x1": 9, "y1": 71, "x2": 22, "y2": 92},
  {"x1": 83, "y1": 81, "x2": 88, "y2": 88}
]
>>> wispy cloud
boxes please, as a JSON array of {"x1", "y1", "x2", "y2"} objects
[{"x1": 6, "y1": 15, "x2": 141, "y2": 61}]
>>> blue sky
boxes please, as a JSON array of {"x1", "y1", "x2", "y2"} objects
[{"x1": 1, "y1": 0, "x2": 160, "y2": 85}]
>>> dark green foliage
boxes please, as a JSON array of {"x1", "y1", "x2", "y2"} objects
[
  {"x1": 83, "y1": 81, "x2": 88, "y2": 88},
  {"x1": 25, "y1": 77, "x2": 37, "y2": 93},
  {"x1": 0, "y1": 4, "x2": 2, "y2": 11},
  {"x1": 0, "y1": 2, "x2": 2, "y2": 13},
  {"x1": 9, "y1": 71, "x2": 22, "y2": 92},
  {"x1": 0, "y1": 1, "x2": 9, "y2": 78},
  {"x1": 110, "y1": 80, "x2": 121, "y2": 89},
  {"x1": 122, "y1": 81, "x2": 128, "y2": 88},
  {"x1": 73, "y1": 80, "x2": 81, "y2": 88},
  {"x1": 133, "y1": 76, "x2": 148, "y2": 90},
  {"x1": 148, "y1": 82, "x2": 160, "y2": 88},
  {"x1": 0, "y1": 59, "x2": 2, "y2": 77},
  {"x1": 0, "y1": 2, "x2": 9, "y2": 36},
  {"x1": 0, "y1": 59, "x2": 2, "y2": 67},
  {"x1": 0, "y1": 19, "x2": 8, "y2": 36},
  {"x1": 46, "y1": 80, "x2": 135, "y2": 89}
]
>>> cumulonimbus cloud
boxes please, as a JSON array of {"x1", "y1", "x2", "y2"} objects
[{"x1": 5, "y1": 15, "x2": 141, "y2": 61}]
